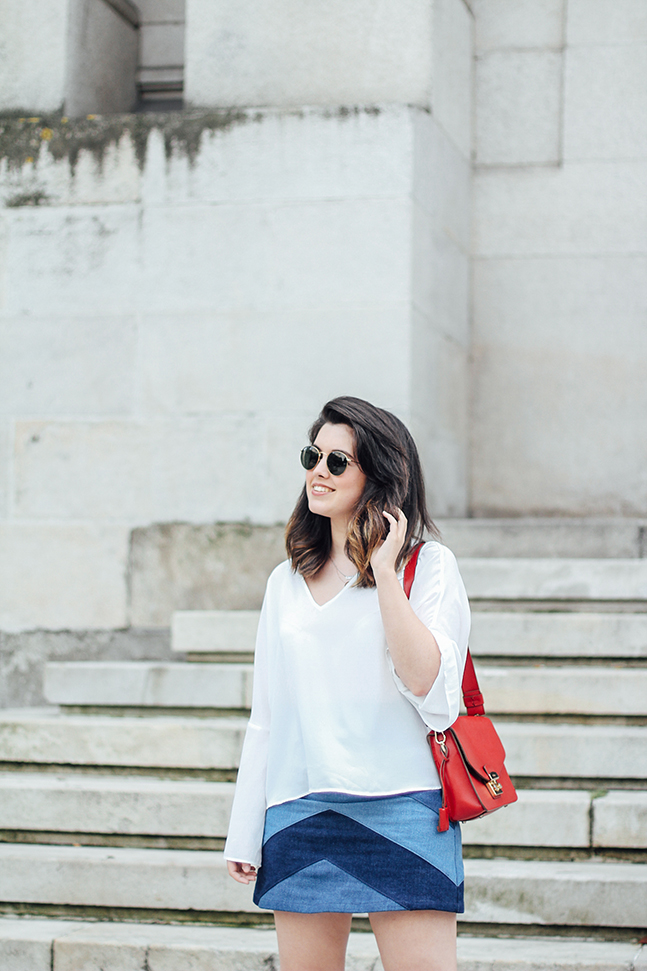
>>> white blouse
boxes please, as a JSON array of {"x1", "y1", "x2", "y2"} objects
[{"x1": 224, "y1": 541, "x2": 471, "y2": 868}]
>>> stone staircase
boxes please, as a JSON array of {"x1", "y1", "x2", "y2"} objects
[{"x1": 1, "y1": 530, "x2": 647, "y2": 969}]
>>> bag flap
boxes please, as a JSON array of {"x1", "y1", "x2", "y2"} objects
[{"x1": 449, "y1": 716, "x2": 507, "y2": 779}]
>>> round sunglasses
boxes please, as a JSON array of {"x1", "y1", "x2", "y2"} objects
[{"x1": 300, "y1": 444, "x2": 356, "y2": 476}]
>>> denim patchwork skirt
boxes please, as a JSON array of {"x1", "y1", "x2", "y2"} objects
[{"x1": 253, "y1": 789, "x2": 464, "y2": 914}]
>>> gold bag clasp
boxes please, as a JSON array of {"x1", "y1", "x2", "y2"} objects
[{"x1": 485, "y1": 770, "x2": 504, "y2": 798}]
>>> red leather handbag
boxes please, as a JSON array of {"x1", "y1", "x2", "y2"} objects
[{"x1": 404, "y1": 544, "x2": 518, "y2": 832}]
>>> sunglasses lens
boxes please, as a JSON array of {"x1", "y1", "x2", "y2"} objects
[
  {"x1": 327, "y1": 451, "x2": 349, "y2": 476},
  {"x1": 300, "y1": 446, "x2": 320, "y2": 471}
]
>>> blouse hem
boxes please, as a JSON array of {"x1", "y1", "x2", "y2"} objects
[{"x1": 266, "y1": 784, "x2": 441, "y2": 811}]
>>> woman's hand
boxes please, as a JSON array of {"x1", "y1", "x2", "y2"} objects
[
  {"x1": 370, "y1": 508, "x2": 407, "y2": 580},
  {"x1": 227, "y1": 860, "x2": 257, "y2": 884}
]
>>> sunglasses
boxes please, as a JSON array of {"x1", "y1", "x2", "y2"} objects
[{"x1": 300, "y1": 445, "x2": 356, "y2": 476}]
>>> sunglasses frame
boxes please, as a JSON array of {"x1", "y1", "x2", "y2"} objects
[{"x1": 300, "y1": 445, "x2": 356, "y2": 476}]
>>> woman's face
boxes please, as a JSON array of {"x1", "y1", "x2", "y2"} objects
[{"x1": 306, "y1": 422, "x2": 367, "y2": 526}]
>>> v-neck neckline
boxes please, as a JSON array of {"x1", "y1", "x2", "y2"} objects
[{"x1": 300, "y1": 571, "x2": 357, "y2": 610}]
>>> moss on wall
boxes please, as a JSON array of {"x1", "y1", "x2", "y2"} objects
[{"x1": 0, "y1": 109, "x2": 251, "y2": 174}]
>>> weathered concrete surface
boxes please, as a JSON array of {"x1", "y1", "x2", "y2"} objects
[
  {"x1": 0, "y1": 0, "x2": 138, "y2": 115},
  {"x1": 172, "y1": 610, "x2": 260, "y2": 654},
  {"x1": 2, "y1": 106, "x2": 471, "y2": 549},
  {"x1": 0, "y1": 0, "x2": 69, "y2": 112},
  {"x1": 1, "y1": 709, "x2": 644, "y2": 779},
  {"x1": 475, "y1": 50, "x2": 562, "y2": 165},
  {"x1": 0, "y1": 844, "x2": 255, "y2": 911},
  {"x1": 0, "y1": 773, "x2": 604, "y2": 848},
  {"x1": 0, "y1": 918, "x2": 81, "y2": 971},
  {"x1": 173, "y1": 601, "x2": 647, "y2": 660},
  {"x1": 473, "y1": 0, "x2": 565, "y2": 52},
  {"x1": 0, "y1": 710, "x2": 247, "y2": 769},
  {"x1": 470, "y1": 612, "x2": 647, "y2": 659},
  {"x1": 185, "y1": 0, "x2": 473, "y2": 127},
  {"x1": 44, "y1": 661, "x2": 254, "y2": 709},
  {"x1": 462, "y1": 790, "x2": 590, "y2": 848},
  {"x1": 64, "y1": 0, "x2": 139, "y2": 117},
  {"x1": 0, "y1": 773, "x2": 234, "y2": 837},
  {"x1": 42, "y1": 658, "x2": 647, "y2": 717},
  {"x1": 471, "y1": 0, "x2": 647, "y2": 521},
  {"x1": 130, "y1": 524, "x2": 286, "y2": 626},
  {"x1": 498, "y1": 723, "x2": 647, "y2": 780},
  {"x1": 474, "y1": 665, "x2": 647, "y2": 716},
  {"x1": 0, "y1": 629, "x2": 171, "y2": 710},
  {"x1": 593, "y1": 791, "x2": 647, "y2": 850},
  {"x1": 436, "y1": 517, "x2": 647, "y2": 559},
  {"x1": 462, "y1": 858, "x2": 647, "y2": 928},
  {"x1": 0, "y1": 920, "x2": 643, "y2": 971},
  {"x1": 470, "y1": 253, "x2": 647, "y2": 517},
  {"x1": 566, "y1": 0, "x2": 647, "y2": 45},
  {"x1": 564, "y1": 44, "x2": 647, "y2": 161},
  {"x1": 54, "y1": 923, "x2": 283, "y2": 971},
  {"x1": 1, "y1": 845, "x2": 645, "y2": 927},
  {"x1": 459, "y1": 558, "x2": 647, "y2": 601},
  {"x1": 0, "y1": 524, "x2": 129, "y2": 633}
]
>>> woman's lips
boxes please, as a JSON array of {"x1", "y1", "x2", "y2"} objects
[{"x1": 311, "y1": 484, "x2": 334, "y2": 495}]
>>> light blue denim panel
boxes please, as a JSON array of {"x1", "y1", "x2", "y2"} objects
[
  {"x1": 262, "y1": 796, "x2": 331, "y2": 843},
  {"x1": 265, "y1": 790, "x2": 463, "y2": 885},
  {"x1": 256, "y1": 858, "x2": 405, "y2": 914}
]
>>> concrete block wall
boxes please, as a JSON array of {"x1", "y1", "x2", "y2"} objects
[
  {"x1": 471, "y1": 0, "x2": 647, "y2": 516},
  {"x1": 0, "y1": 0, "x2": 139, "y2": 116},
  {"x1": 0, "y1": 119, "x2": 471, "y2": 668}
]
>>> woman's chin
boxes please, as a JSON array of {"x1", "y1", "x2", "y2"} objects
[{"x1": 308, "y1": 498, "x2": 330, "y2": 518}]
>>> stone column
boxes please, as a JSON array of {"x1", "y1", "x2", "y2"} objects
[
  {"x1": 0, "y1": 0, "x2": 139, "y2": 116},
  {"x1": 184, "y1": 0, "x2": 474, "y2": 515}
]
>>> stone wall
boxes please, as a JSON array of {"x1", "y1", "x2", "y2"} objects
[
  {"x1": 471, "y1": 0, "x2": 647, "y2": 515},
  {"x1": 0, "y1": 0, "x2": 139, "y2": 116},
  {"x1": 0, "y1": 102, "x2": 471, "y2": 639},
  {"x1": 3, "y1": 0, "x2": 647, "y2": 705}
]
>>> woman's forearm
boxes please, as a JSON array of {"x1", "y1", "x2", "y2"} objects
[{"x1": 374, "y1": 567, "x2": 441, "y2": 696}]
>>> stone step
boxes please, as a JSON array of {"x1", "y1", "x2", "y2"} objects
[
  {"x1": 1, "y1": 709, "x2": 646, "y2": 779},
  {"x1": 497, "y1": 722, "x2": 647, "y2": 781},
  {"x1": 172, "y1": 609, "x2": 647, "y2": 659},
  {"x1": 462, "y1": 789, "x2": 593, "y2": 848},
  {"x1": 460, "y1": 559, "x2": 647, "y2": 602},
  {"x1": 1, "y1": 919, "x2": 644, "y2": 971},
  {"x1": 593, "y1": 791, "x2": 647, "y2": 849},
  {"x1": 0, "y1": 772, "x2": 233, "y2": 837},
  {"x1": 476, "y1": 665, "x2": 647, "y2": 716},
  {"x1": 0, "y1": 845, "x2": 645, "y2": 928},
  {"x1": 0, "y1": 774, "x2": 592, "y2": 846},
  {"x1": 463, "y1": 858, "x2": 647, "y2": 929},
  {"x1": 43, "y1": 660, "x2": 647, "y2": 717},
  {"x1": 471, "y1": 611, "x2": 647, "y2": 658},
  {"x1": 0, "y1": 709, "x2": 247, "y2": 770},
  {"x1": 1, "y1": 774, "x2": 645, "y2": 849},
  {"x1": 435, "y1": 518, "x2": 647, "y2": 560},
  {"x1": 172, "y1": 609, "x2": 259, "y2": 655},
  {"x1": 44, "y1": 661, "x2": 253, "y2": 709}
]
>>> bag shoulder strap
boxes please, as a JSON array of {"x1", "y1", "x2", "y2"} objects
[{"x1": 403, "y1": 541, "x2": 484, "y2": 716}]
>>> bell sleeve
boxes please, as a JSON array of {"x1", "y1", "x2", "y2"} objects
[
  {"x1": 387, "y1": 543, "x2": 470, "y2": 732},
  {"x1": 223, "y1": 590, "x2": 272, "y2": 869}
]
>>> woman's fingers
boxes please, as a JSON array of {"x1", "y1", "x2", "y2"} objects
[
  {"x1": 227, "y1": 860, "x2": 257, "y2": 884},
  {"x1": 371, "y1": 509, "x2": 407, "y2": 575}
]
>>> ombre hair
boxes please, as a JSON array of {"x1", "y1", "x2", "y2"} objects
[{"x1": 285, "y1": 396, "x2": 439, "y2": 587}]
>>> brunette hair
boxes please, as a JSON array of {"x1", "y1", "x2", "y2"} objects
[{"x1": 285, "y1": 396, "x2": 439, "y2": 587}]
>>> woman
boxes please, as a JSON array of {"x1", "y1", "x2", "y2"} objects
[{"x1": 225, "y1": 396, "x2": 470, "y2": 971}]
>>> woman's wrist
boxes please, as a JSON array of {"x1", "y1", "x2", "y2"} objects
[{"x1": 372, "y1": 563, "x2": 399, "y2": 586}]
